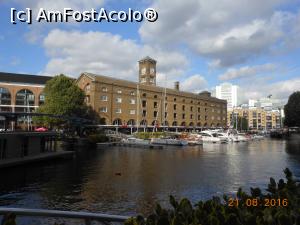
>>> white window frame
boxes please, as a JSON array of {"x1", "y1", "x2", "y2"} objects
[
  {"x1": 130, "y1": 99, "x2": 136, "y2": 104},
  {"x1": 116, "y1": 97, "x2": 122, "y2": 103},
  {"x1": 115, "y1": 108, "x2": 122, "y2": 114},
  {"x1": 100, "y1": 107, "x2": 107, "y2": 113},
  {"x1": 130, "y1": 110, "x2": 135, "y2": 115},
  {"x1": 102, "y1": 87, "x2": 108, "y2": 92},
  {"x1": 101, "y1": 95, "x2": 108, "y2": 101}
]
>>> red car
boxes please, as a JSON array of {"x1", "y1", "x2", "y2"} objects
[{"x1": 35, "y1": 127, "x2": 48, "y2": 132}]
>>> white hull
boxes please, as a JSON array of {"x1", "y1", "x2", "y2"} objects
[
  {"x1": 122, "y1": 138, "x2": 150, "y2": 145},
  {"x1": 151, "y1": 138, "x2": 188, "y2": 146}
]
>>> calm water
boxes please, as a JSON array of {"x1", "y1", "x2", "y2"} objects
[{"x1": 0, "y1": 135, "x2": 300, "y2": 221}]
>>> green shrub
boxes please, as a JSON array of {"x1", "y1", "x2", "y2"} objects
[{"x1": 125, "y1": 168, "x2": 300, "y2": 225}]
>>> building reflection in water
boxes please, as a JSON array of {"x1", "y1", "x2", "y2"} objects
[{"x1": 1, "y1": 139, "x2": 300, "y2": 218}]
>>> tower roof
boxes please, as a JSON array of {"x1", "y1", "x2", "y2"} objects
[{"x1": 138, "y1": 56, "x2": 156, "y2": 63}]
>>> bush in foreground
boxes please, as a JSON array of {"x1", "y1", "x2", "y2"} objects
[{"x1": 125, "y1": 168, "x2": 300, "y2": 225}]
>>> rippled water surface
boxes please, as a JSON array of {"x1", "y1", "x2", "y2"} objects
[{"x1": 0, "y1": 135, "x2": 300, "y2": 222}]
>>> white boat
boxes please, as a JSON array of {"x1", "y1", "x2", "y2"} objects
[
  {"x1": 253, "y1": 134, "x2": 265, "y2": 140},
  {"x1": 185, "y1": 134, "x2": 203, "y2": 145},
  {"x1": 199, "y1": 131, "x2": 228, "y2": 143},
  {"x1": 121, "y1": 137, "x2": 150, "y2": 145},
  {"x1": 237, "y1": 134, "x2": 248, "y2": 142},
  {"x1": 150, "y1": 138, "x2": 188, "y2": 146},
  {"x1": 215, "y1": 132, "x2": 238, "y2": 142}
]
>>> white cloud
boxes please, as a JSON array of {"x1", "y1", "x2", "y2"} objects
[
  {"x1": 238, "y1": 77, "x2": 300, "y2": 104},
  {"x1": 180, "y1": 74, "x2": 208, "y2": 93},
  {"x1": 12, "y1": 0, "x2": 105, "y2": 43},
  {"x1": 139, "y1": 0, "x2": 299, "y2": 67},
  {"x1": 219, "y1": 63, "x2": 276, "y2": 81},
  {"x1": 12, "y1": 0, "x2": 105, "y2": 11},
  {"x1": 42, "y1": 29, "x2": 189, "y2": 83}
]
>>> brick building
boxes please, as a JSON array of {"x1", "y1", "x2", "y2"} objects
[{"x1": 76, "y1": 57, "x2": 227, "y2": 128}]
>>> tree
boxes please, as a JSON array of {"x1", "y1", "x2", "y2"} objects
[
  {"x1": 34, "y1": 74, "x2": 98, "y2": 127},
  {"x1": 233, "y1": 116, "x2": 248, "y2": 131},
  {"x1": 284, "y1": 91, "x2": 300, "y2": 127}
]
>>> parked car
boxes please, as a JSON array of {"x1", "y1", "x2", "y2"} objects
[{"x1": 35, "y1": 127, "x2": 48, "y2": 132}]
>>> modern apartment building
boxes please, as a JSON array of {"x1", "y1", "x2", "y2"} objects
[
  {"x1": 0, "y1": 72, "x2": 52, "y2": 113},
  {"x1": 215, "y1": 83, "x2": 238, "y2": 109},
  {"x1": 77, "y1": 57, "x2": 227, "y2": 128},
  {"x1": 227, "y1": 108, "x2": 281, "y2": 130}
]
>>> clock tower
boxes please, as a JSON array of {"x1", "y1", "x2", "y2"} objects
[{"x1": 138, "y1": 56, "x2": 157, "y2": 86}]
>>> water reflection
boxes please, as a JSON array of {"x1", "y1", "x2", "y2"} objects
[{"x1": 1, "y1": 138, "x2": 300, "y2": 218}]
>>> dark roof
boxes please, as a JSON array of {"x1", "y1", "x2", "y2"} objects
[
  {"x1": 138, "y1": 56, "x2": 157, "y2": 63},
  {"x1": 0, "y1": 72, "x2": 52, "y2": 85}
]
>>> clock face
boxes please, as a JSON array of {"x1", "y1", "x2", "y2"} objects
[
  {"x1": 141, "y1": 68, "x2": 146, "y2": 75},
  {"x1": 150, "y1": 67, "x2": 155, "y2": 74}
]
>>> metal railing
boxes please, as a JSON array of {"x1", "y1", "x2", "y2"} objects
[{"x1": 0, "y1": 207, "x2": 129, "y2": 225}]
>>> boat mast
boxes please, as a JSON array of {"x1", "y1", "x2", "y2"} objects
[
  {"x1": 136, "y1": 84, "x2": 139, "y2": 132},
  {"x1": 163, "y1": 75, "x2": 167, "y2": 131}
]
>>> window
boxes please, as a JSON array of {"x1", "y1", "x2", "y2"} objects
[
  {"x1": 141, "y1": 67, "x2": 146, "y2": 75},
  {"x1": 211, "y1": 116, "x2": 215, "y2": 120},
  {"x1": 115, "y1": 108, "x2": 122, "y2": 114},
  {"x1": 174, "y1": 104, "x2": 177, "y2": 110},
  {"x1": 154, "y1": 111, "x2": 158, "y2": 117},
  {"x1": 142, "y1": 93, "x2": 147, "y2": 98},
  {"x1": 154, "y1": 95, "x2": 158, "y2": 99},
  {"x1": 141, "y1": 78, "x2": 146, "y2": 83},
  {"x1": 142, "y1": 100, "x2": 147, "y2": 107},
  {"x1": 39, "y1": 94, "x2": 45, "y2": 105},
  {"x1": 182, "y1": 105, "x2": 185, "y2": 111},
  {"x1": 130, "y1": 91, "x2": 135, "y2": 96},
  {"x1": 101, "y1": 95, "x2": 108, "y2": 101},
  {"x1": 190, "y1": 106, "x2": 193, "y2": 112},
  {"x1": 130, "y1": 99, "x2": 136, "y2": 104},
  {"x1": 182, "y1": 114, "x2": 185, "y2": 119},
  {"x1": 198, "y1": 115, "x2": 200, "y2": 120},
  {"x1": 191, "y1": 100, "x2": 193, "y2": 104},
  {"x1": 190, "y1": 114, "x2": 193, "y2": 119},
  {"x1": 130, "y1": 110, "x2": 135, "y2": 115},
  {"x1": 165, "y1": 112, "x2": 168, "y2": 118},
  {"x1": 154, "y1": 102, "x2": 158, "y2": 108},
  {"x1": 102, "y1": 87, "x2": 108, "y2": 92},
  {"x1": 174, "y1": 113, "x2": 177, "y2": 119},
  {"x1": 116, "y1": 97, "x2": 122, "y2": 103},
  {"x1": 198, "y1": 107, "x2": 200, "y2": 113},
  {"x1": 142, "y1": 110, "x2": 147, "y2": 117},
  {"x1": 84, "y1": 84, "x2": 90, "y2": 92},
  {"x1": 85, "y1": 96, "x2": 90, "y2": 103},
  {"x1": 117, "y1": 90, "x2": 122, "y2": 94},
  {"x1": 174, "y1": 98, "x2": 177, "y2": 102},
  {"x1": 100, "y1": 107, "x2": 107, "y2": 113}
]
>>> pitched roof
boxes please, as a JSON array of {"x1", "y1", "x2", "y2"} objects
[
  {"x1": 80, "y1": 72, "x2": 226, "y2": 103},
  {"x1": 138, "y1": 56, "x2": 157, "y2": 63},
  {"x1": 0, "y1": 72, "x2": 52, "y2": 85}
]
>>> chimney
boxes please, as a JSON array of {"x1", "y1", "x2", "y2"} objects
[{"x1": 174, "y1": 81, "x2": 180, "y2": 91}]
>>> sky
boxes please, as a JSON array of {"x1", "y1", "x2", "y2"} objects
[{"x1": 0, "y1": 0, "x2": 299, "y2": 105}]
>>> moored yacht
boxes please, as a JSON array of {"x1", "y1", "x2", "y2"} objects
[
  {"x1": 150, "y1": 137, "x2": 188, "y2": 146},
  {"x1": 198, "y1": 131, "x2": 228, "y2": 143}
]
